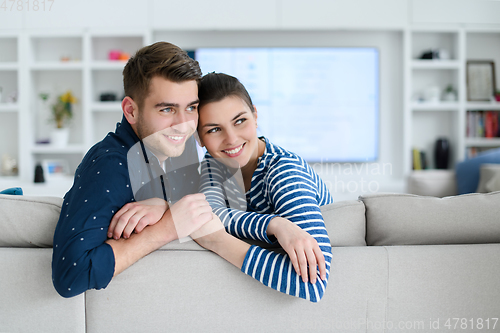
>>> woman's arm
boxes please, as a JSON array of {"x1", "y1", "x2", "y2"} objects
[
  {"x1": 199, "y1": 157, "x2": 276, "y2": 243},
  {"x1": 199, "y1": 156, "x2": 333, "y2": 302},
  {"x1": 192, "y1": 214, "x2": 329, "y2": 303}
]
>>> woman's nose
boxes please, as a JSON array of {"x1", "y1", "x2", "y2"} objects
[{"x1": 224, "y1": 128, "x2": 238, "y2": 145}]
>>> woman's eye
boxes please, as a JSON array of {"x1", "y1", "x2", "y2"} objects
[
  {"x1": 235, "y1": 118, "x2": 246, "y2": 125},
  {"x1": 207, "y1": 127, "x2": 220, "y2": 134}
]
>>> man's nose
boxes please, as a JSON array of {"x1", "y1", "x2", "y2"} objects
[{"x1": 171, "y1": 112, "x2": 191, "y2": 133}]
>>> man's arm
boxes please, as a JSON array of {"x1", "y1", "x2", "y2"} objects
[
  {"x1": 106, "y1": 193, "x2": 213, "y2": 277},
  {"x1": 105, "y1": 210, "x2": 176, "y2": 277}
]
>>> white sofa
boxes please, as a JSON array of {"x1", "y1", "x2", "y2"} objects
[{"x1": 1, "y1": 192, "x2": 500, "y2": 332}]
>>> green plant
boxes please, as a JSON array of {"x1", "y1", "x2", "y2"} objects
[
  {"x1": 444, "y1": 84, "x2": 455, "y2": 93},
  {"x1": 40, "y1": 91, "x2": 77, "y2": 128}
]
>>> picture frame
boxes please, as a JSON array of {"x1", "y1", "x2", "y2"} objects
[
  {"x1": 42, "y1": 159, "x2": 70, "y2": 180},
  {"x1": 466, "y1": 60, "x2": 496, "y2": 101}
]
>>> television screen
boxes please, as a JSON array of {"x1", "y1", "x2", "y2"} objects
[{"x1": 194, "y1": 47, "x2": 379, "y2": 162}]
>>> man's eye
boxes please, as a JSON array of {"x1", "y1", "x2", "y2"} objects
[
  {"x1": 187, "y1": 105, "x2": 198, "y2": 112},
  {"x1": 161, "y1": 107, "x2": 173, "y2": 113},
  {"x1": 207, "y1": 127, "x2": 220, "y2": 134}
]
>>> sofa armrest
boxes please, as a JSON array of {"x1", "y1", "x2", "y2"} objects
[{"x1": 406, "y1": 170, "x2": 457, "y2": 197}]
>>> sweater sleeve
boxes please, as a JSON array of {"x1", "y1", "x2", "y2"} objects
[
  {"x1": 199, "y1": 157, "x2": 276, "y2": 243},
  {"x1": 241, "y1": 159, "x2": 332, "y2": 302},
  {"x1": 52, "y1": 152, "x2": 134, "y2": 297}
]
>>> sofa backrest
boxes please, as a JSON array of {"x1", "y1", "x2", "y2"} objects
[
  {"x1": 361, "y1": 191, "x2": 500, "y2": 246},
  {"x1": 0, "y1": 194, "x2": 367, "y2": 249},
  {"x1": 0, "y1": 194, "x2": 63, "y2": 248},
  {"x1": 4, "y1": 191, "x2": 498, "y2": 249}
]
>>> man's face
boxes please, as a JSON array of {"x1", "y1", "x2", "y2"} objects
[{"x1": 136, "y1": 77, "x2": 199, "y2": 161}]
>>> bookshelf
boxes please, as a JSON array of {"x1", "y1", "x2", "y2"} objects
[{"x1": 404, "y1": 27, "x2": 500, "y2": 173}]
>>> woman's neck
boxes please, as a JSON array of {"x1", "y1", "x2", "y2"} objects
[{"x1": 240, "y1": 138, "x2": 266, "y2": 192}]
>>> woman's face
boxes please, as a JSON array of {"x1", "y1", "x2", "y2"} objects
[{"x1": 198, "y1": 95, "x2": 259, "y2": 168}]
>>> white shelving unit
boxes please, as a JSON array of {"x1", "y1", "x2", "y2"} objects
[
  {"x1": 403, "y1": 27, "x2": 500, "y2": 174},
  {"x1": 0, "y1": 30, "x2": 149, "y2": 187},
  {"x1": 0, "y1": 33, "x2": 20, "y2": 182}
]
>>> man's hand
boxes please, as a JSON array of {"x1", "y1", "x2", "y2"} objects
[
  {"x1": 108, "y1": 197, "x2": 168, "y2": 239},
  {"x1": 267, "y1": 217, "x2": 326, "y2": 284},
  {"x1": 167, "y1": 193, "x2": 214, "y2": 240}
]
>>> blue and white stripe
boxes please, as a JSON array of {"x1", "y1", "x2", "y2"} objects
[{"x1": 199, "y1": 137, "x2": 333, "y2": 302}]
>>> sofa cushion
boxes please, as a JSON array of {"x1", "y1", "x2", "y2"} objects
[
  {"x1": 320, "y1": 200, "x2": 366, "y2": 246},
  {"x1": 361, "y1": 192, "x2": 500, "y2": 246},
  {"x1": 385, "y1": 244, "x2": 500, "y2": 327},
  {"x1": 162, "y1": 200, "x2": 368, "y2": 250},
  {"x1": 0, "y1": 248, "x2": 86, "y2": 332},
  {"x1": 0, "y1": 194, "x2": 63, "y2": 247}
]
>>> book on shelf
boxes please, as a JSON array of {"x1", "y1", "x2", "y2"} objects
[
  {"x1": 467, "y1": 111, "x2": 500, "y2": 138},
  {"x1": 412, "y1": 148, "x2": 427, "y2": 170}
]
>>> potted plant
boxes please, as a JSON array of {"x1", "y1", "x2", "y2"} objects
[
  {"x1": 442, "y1": 84, "x2": 457, "y2": 102},
  {"x1": 40, "y1": 91, "x2": 78, "y2": 146}
]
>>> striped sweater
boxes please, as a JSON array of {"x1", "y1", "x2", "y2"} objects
[{"x1": 199, "y1": 137, "x2": 333, "y2": 302}]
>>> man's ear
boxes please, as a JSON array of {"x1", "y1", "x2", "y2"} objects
[{"x1": 122, "y1": 96, "x2": 139, "y2": 124}]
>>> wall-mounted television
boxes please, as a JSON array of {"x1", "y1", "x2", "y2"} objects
[{"x1": 193, "y1": 47, "x2": 379, "y2": 162}]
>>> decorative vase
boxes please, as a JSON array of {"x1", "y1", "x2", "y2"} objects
[
  {"x1": 50, "y1": 128, "x2": 69, "y2": 147},
  {"x1": 434, "y1": 138, "x2": 450, "y2": 169},
  {"x1": 34, "y1": 163, "x2": 45, "y2": 183}
]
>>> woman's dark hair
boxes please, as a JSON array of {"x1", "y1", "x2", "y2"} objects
[
  {"x1": 198, "y1": 73, "x2": 254, "y2": 112},
  {"x1": 123, "y1": 42, "x2": 202, "y2": 110}
]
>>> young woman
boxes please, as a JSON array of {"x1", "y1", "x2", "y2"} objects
[{"x1": 195, "y1": 73, "x2": 334, "y2": 302}]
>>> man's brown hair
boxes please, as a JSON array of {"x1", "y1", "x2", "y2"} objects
[{"x1": 123, "y1": 42, "x2": 202, "y2": 110}]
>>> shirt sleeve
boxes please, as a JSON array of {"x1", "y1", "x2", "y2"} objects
[
  {"x1": 199, "y1": 157, "x2": 276, "y2": 243},
  {"x1": 241, "y1": 159, "x2": 332, "y2": 302},
  {"x1": 52, "y1": 152, "x2": 134, "y2": 298}
]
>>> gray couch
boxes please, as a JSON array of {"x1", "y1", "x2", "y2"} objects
[{"x1": 1, "y1": 192, "x2": 500, "y2": 332}]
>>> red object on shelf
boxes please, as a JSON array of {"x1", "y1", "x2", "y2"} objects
[
  {"x1": 108, "y1": 50, "x2": 121, "y2": 60},
  {"x1": 495, "y1": 94, "x2": 500, "y2": 102}
]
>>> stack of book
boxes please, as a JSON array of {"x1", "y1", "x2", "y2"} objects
[{"x1": 467, "y1": 111, "x2": 500, "y2": 138}]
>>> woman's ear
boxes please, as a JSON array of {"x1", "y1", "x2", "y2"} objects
[
  {"x1": 122, "y1": 96, "x2": 138, "y2": 125},
  {"x1": 253, "y1": 105, "x2": 258, "y2": 127}
]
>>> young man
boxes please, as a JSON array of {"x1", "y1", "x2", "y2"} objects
[{"x1": 52, "y1": 42, "x2": 213, "y2": 298}]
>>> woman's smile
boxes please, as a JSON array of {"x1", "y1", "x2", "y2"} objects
[{"x1": 222, "y1": 143, "x2": 246, "y2": 157}]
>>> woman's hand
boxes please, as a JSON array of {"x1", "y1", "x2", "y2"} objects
[
  {"x1": 108, "y1": 198, "x2": 168, "y2": 239},
  {"x1": 267, "y1": 217, "x2": 326, "y2": 284}
]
